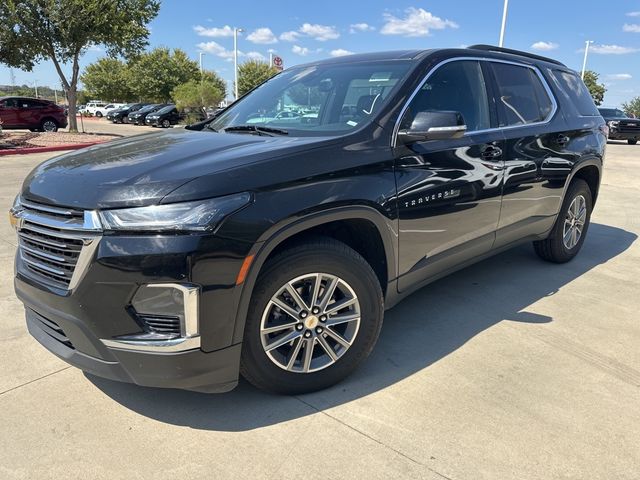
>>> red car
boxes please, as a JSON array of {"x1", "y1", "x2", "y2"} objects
[{"x1": 0, "y1": 96, "x2": 68, "y2": 132}]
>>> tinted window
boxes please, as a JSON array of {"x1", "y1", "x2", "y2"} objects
[
  {"x1": 598, "y1": 108, "x2": 627, "y2": 118},
  {"x1": 491, "y1": 63, "x2": 554, "y2": 126},
  {"x1": 551, "y1": 70, "x2": 599, "y2": 117},
  {"x1": 401, "y1": 60, "x2": 490, "y2": 132}
]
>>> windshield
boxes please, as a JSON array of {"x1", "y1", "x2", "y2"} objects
[
  {"x1": 138, "y1": 104, "x2": 159, "y2": 113},
  {"x1": 155, "y1": 105, "x2": 176, "y2": 115},
  {"x1": 208, "y1": 61, "x2": 413, "y2": 136},
  {"x1": 599, "y1": 108, "x2": 627, "y2": 118}
]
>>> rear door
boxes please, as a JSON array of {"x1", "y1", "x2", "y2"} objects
[
  {"x1": 0, "y1": 98, "x2": 20, "y2": 126},
  {"x1": 394, "y1": 59, "x2": 505, "y2": 291},
  {"x1": 487, "y1": 60, "x2": 572, "y2": 248}
]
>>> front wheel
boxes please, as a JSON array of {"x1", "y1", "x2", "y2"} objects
[
  {"x1": 162, "y1": 119, "x2": 170, "y2": 128},
  {"x1": 95, "y1": 111, "x2": 103, "y2": 118},
  {"x1": 240, "y1": 238, "x2": 383, "y2": 394},
  {"x1": 534, "y1": 179, "x2": 592, "y2": 263},
  {"x1": 628, "y1": 139, "x2": 637, "y2": 145}
]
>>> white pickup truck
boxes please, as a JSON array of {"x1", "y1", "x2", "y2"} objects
[{"x1": 83, "y1": 102, "x2": 125, "y2": 117}]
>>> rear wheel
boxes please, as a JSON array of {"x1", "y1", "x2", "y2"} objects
[
  {"x1": 533, "y1": 179, "x2": 592, "y2": 263},
  {"x1": 95, "y1": 111, "x2": 103, "y2": 118},
  {"x1": 240, "y1": 238, "x2": 383, "y2": 394},
  {"x1": 628, "y1": 139, "x2": 637, "y2": 145},
  {"x1": 40, "y1": 119, "x2": 58, "y2": 132}
]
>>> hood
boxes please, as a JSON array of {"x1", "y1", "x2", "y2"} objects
[
  {"x1": 605, "y1": 116, "x2": 640, "y2": 123},
  {"x1": 21, "y1": 128, "x2": 337, "y2": 209}
]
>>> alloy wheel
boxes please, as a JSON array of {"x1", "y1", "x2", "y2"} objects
[
  {"x1": 260, "y1": 273, "x2": 361, "y2": 373},
  {"x1": 42, "y1": 120, "x2": 57, "y2": 132},
  {"x1": 563, "y1": 194, "x2": 587, "y2": 250}
]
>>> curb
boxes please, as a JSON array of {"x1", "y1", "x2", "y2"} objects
[{"x1": 0, "y1": 141, "x2": 104, "y2": 156}]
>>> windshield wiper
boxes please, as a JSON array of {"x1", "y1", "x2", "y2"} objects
[{"x1": 222, "y1": 125, "x2": 289, "y2": 136}]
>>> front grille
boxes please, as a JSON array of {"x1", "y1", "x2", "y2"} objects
[
  {"x1": 16, "y1": 199, "x2": 101, "y2": 290},
  {"x1": 616, "y1": 122, "x2": 640, "y2": 133},
  {"x1": 30, "y1": 309, "x2": 74, "y2": 349}
]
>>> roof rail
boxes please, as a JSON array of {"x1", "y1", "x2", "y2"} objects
[{"x1": 467, "y1": 44, "x2": 565, "y2": 67}]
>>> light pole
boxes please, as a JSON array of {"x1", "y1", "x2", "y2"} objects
[
  {"x1": 199, "y1": 52, "x2": 205, "y2": 74},
  {"x1": 234, "y1": 27, "x2": 244, "y2": 100},
  {"x1": 499, "y1": 0, "x2": 509, "y2": 47},
  {"x1": 581, "y1": 40, "x2": 594, "y2": 80},
  {"x1": 33, "y1": 79, "x2": 38, "y2": 98}
]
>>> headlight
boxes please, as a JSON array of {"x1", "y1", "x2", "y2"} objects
[
  {"x1": 608, "y1": 120, "x2": 619, "y2": 127},
  {"x1": 99, "y1": 193, "x2": 251, "y2": 232}
]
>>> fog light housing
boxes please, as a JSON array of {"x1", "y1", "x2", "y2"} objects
[{"x1": 101, "y1": 283, "x2": 200, "y2": 352}]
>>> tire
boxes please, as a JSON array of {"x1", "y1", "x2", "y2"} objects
[
  {"x1": 628, "y1": 139, "x2": 637, "y2": 145},
  {"x1": 240, "y1": 238, "x2": 383, "y2": 394},
  {"x1": 95, "y1": 111, "x2": 103, "y2": 118},
  {"x1": 40, "y1": 119, "x2": 58, "y2": 132},
  {"x1": 162, "y1": 119, "x2": 170, "y2": 128},
  {"x1": 533, "y1": 178, "x2": 592, "y2": 263}
]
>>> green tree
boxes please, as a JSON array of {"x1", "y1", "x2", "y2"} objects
[
  {"x1": 172, "y1": 79, "x2": 225, "y2": 120},
  {"x1": 200, "y1": 70, "x2": 227, "y2": 99},
  {"x1": 237, "y1": 60, "x2": 279, "y2": 97},
  {"x1": 583, "y1": 70, "x2": 606, "y2": 106},
  {"x1": 0, "y1": 0, "x2": 159, "y2": 131},
  {"x1": 128, "y1": 48, "x2": 200, "y2": 102},
  {"x1": 81, "y1": 58, "x2": 134, "y2": 102},
  {"x1": 621, "y1": 97, "x2": 640, "y2": 118}
]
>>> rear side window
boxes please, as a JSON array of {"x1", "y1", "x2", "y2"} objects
[
  {"x1": 490, "y1": 63, "x2": 554, "y2": 126},
  {"x1": 401, "y1": 60, "x2": 491, "y2": 132},
  {"x1": 551, "y1": 70, "x2": 600, "y2": 116}
]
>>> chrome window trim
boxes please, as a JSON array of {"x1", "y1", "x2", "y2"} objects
[{"x1": 391, "y1": 56, "x2": 559, "y2": 147}]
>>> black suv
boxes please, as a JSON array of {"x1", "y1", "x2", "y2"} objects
[
  {"x1": 107, "y1": 103, "x2": 148, "y2": 123},
  {"x1": 11, "y1": 46, "x2": 606, "y2": 394},
  {"x1": 598, "y1": 107, "x2": 640, "y2": 144}
]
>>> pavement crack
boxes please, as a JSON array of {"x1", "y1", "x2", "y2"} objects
[
  {"x1": 294, "y1": 395, "x2": 454, "y2": 480},
  {"x1": 0, "y1": 366, "x2": 71, "y2": 396}
]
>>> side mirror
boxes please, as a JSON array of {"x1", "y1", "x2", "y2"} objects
[{"x1": 398, "y1": 110, "x2": 467, "y2": 143}]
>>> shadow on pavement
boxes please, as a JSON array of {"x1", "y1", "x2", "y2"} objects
[{"x1": 87, "y1": 222, "x2": 636, "y2": 431}]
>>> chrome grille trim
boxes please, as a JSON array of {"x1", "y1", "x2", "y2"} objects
[{"x1": 14, "y1": 199, "x2": 102, "y2": 290}]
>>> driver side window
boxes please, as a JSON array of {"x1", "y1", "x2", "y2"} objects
[{"x1": 401, "y1": 60, "x2": 491, "y2": 133}]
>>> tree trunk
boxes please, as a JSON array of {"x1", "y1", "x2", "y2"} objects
[{"x1": 67, "y1": 86, "x2": 78, "y2": 132}]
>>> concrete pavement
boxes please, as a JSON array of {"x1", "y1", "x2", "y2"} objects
[{"x1": 0, "y1": 142, "x2": 639, "y2": 479}]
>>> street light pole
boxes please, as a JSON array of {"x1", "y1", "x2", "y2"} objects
[
  {"x1": 199, "y1": 52, "x2": 205, "y2": 74},
  {"x1": 581, "y1": 40, "x2": 594, "y2": 80},
  {"x1": 499, "y1": 0, "x2": 509, "y2": 47},
  {"x1": 234, "y1": 27, "x2": 244, "y2": 100},
  {"x1": 33, "y1": 79, "x2": 38, "y2": 98}
]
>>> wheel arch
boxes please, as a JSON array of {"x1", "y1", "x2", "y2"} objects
[
  {"x1": 560, "y1": 158, "x2": 602, "y2": 210},
  {"x1": 230, "y1": 206, "x2": 397, "y2": 345}
]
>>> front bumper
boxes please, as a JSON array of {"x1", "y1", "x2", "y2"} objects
[{"x1": 14, "y1": 230, "x2": 253, "y2": 393}]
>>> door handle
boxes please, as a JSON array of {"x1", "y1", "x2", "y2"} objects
[
  {"x1": 481, "y1": 145, "x2": 502, "y2": 160},
  {"x1": 556, "y1": 134, "x2": 570, "y2": 146}
]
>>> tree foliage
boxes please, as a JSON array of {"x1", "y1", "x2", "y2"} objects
[
  {"x1": 621, "y1": 97, "x2": 640, "y2": 118},
  {"x1": 583, "y1": 70, "x2": 606, "y2": 106},
  {"x1": 172, "y1": 80, "x2": 225, "y2": 111},
  {"x1": 128, "y1": 48, "x2": 200, "y2": 102},
  {"x1": 237, "y1": 60, "x2": 279, "y2": 97},
  {"x1": 0, "y1": 0, "x2": 159, "y2": 130},
  {"x1": 200, "y1": 70, "x2": 228, "y2": 99},
  {"x1": 80, "y1": 58, "x2": 134, "y2": 102}
]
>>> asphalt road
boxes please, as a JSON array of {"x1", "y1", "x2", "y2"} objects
[{"x1": 0, "y1": 140, "x2": 638, "y2": 479}]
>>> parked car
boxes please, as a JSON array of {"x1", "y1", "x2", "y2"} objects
[
  {"x1": 145, "y1": 105, "x2": 182, "y2": 127},
  {"x1": 94, "y1": 103, "x2": 125, "y2": 118},
  {"x1": 109, "y1": 103, "x2": 148, "y2": 123},
  {"x1": 127, "y1": 104, "x2": 167, "y2": 125},
  {"x1": 597, "y1": 107, "x2": 640, "y2": 144},
  {"x1": 10, "y1": 45, "x2": 605, "y2": 395},
  {"x1": 82, "y1": 101, "x2": 109, "y2": 117},
  {"x1": 0, "y1": 96, "x2": 68, "y2": 131}
]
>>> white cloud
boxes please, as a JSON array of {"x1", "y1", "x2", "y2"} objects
[
  {"x1": 197, "y1": 41, "x2": 235, "y2": 59},
  {"x1": 381, "y1": 7, "x2": 458, "y2": 37},
  {"x1": 606, "y1": 73, "x2": 632, "y2": 80},
  {"x1": 280, "y1": 30, "x2": 300, "y2": 42},
  {"x1": 330, "y1": 49, "x2": 354, "y2": 57},
  {"x1": 531, "y1": 41, "x2": 558, "y2": 51},
  {"x1": 590, "y1": 44, "x2": 639, "y2": 55},
  {"x1": 623, "y1": 23, "x2": 640, "y2": 33},
  {"x1": 292, "y1": 45, "x2": 310, "y2": 56},
  {"x1": 246, "y1": 51, "x2": 266, "y2": 61},
  {"x1": 349, "y1": 23, "x2": 375, "y2": 33},
  {"x1": 246, "y1": 27, "x2": 278, "y2": 44},
  {"x1": 299, "y1": 23, "x2": 340, "y2": 41},
  {"x1": 626, "y1": 11, "x2": 640, "y2": 17},
  {"x1": 194, "y1": 25, "x2": 234, "y2": 38}
]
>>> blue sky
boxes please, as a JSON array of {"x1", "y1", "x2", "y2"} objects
[{"x1": 3, "y1": 0, "x2": 640, "y2": 106}]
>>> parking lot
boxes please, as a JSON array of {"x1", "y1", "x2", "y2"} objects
[{"x1": 0, "y1": 141, "x2": 638, "y2": 479}]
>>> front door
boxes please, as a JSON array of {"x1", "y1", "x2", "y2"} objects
[
  {"x1": 394, "y1": 59, "x2": 505, "y2": 292},
  {"x1": 0, "y1": 98, "x2": 20, "y2": 127}
]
